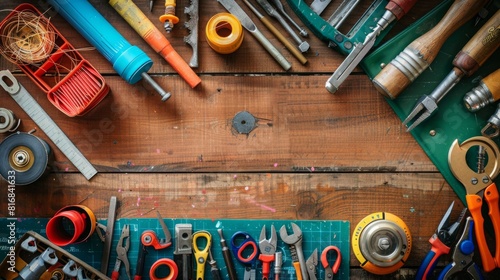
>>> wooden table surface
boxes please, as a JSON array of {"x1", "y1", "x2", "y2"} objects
[{"x1": 0, "y1": 0, "x2": 498, "y2": 279}]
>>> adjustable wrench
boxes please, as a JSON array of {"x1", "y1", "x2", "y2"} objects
[{"x1": 279, "y1": 223, "x2": 308, "y2": 280}]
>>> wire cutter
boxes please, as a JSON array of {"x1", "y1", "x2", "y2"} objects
[
  {"x1": 321, "y1": 246, "x2": 341, "y2": 280},
  {"x1": 112, "y1": 224, "x2": 130, "y2": 280},
  {"x1": 415, "y1": 201, "x2": 467, "y2": 280},
  {"x1": 258, "y1": 225, "x2": 277, "y2": 280},
  {"x1": 449, "y1": 136, "x2": 500, "y2": 272},
  {"x1": 438, "y1": 216, "x2": 484, "y2": 280}
]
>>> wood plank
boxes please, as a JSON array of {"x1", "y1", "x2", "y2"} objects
[{"x1": 1, "y1": 74, "x2": 433, "y2": 173}]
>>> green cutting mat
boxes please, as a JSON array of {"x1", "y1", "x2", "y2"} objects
[
  {"x1": 361, "y1": 0, "x2": 500, "y2": 206},
  {"x1": 0, "y1": 218, "x2": 349, "y2": 280}
]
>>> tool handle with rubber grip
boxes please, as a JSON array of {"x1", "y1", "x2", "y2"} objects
[
  {"x1": 108, "y1": 0, "x2": 201, "y2": 88},
  {"x1": 415, "y1": 239, "x2": 449, "y2": 280},
  {"x1": 466, "y1": 193, "x2": 496, "y2": 272},
  {"x1": 484, "y1": 183, "x2": 500, "y2": 267},
  {"x1": 259, "y1": 254, "x2": 275, "y2": 279},
  {"x1": 386, "y1": 0, "x2": 418, "y2": 20},
  {"x1": 111, "y1": 271, "x2": 119, "y2": 280},
  {"x1": 452, "y1": 10, "x2": 500, "y2": 76},
  {"x1": 135, "y1": 245, "x2": 148, "y2": 279}
]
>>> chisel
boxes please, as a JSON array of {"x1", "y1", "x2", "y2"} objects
[
  {"x1": 403, "y1": 9, "x2": 500, "y2": 131},
  {"x1": 372, "y1": 0, "x2": 489, "y2": 99},
  {"x1": 325, "y1": 0, "x2": 418, "y2": 94}
]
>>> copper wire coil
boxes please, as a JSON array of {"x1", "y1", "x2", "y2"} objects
[{"x1": 0, "y1": 9, "x2": 56, "y2": 65}]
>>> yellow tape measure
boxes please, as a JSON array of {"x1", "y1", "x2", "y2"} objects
[{"x1": 352, "y1": 212, "x2": 412, "y2": 275}]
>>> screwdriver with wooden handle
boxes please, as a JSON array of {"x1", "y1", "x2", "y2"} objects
[
  {"x1": 372, "y1": 0, "x2": 489, "y2": 99},
  {"x1": 325, "y1": 0, "x2": 418, "y2": 94},
  {"x1": 463, "y1": 68, "x2": 500, "y2": 112},
  {"x1": 402, "y1": 9, "x2": 500, "y2": 132}
]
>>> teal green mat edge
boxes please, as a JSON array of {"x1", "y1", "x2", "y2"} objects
[
  {"x1": 361, "y1": 0, "x2": 500, "y2": 206},
  {"x1": 0, "y1": 218, "x2": 350, "y2": 280}
]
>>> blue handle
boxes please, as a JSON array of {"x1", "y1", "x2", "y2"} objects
[
  {"x1": 416, "y1": 250, "x2": 441, "y2": 280},
  {"x1": 47, "y1": 0, "x2": 152, "y2": 84}
]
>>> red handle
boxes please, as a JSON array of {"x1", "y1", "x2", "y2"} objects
[
  {"x1": 387, "y1": 0, "x2": 419, "y2": 19},
  {"x1": 111, "y1": 271, "x2": 119, "y2": 280},
  {"x1": 258, "y1": 254, "x2": 275, "y2": 279}
]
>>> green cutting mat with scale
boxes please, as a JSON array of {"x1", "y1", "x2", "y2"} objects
[
  {"x1": 361, "y1": 0, "x2": 500, "y2": 205},
  {"x1": 0, "y1": 218, "x2": 349, "y2": 280}
]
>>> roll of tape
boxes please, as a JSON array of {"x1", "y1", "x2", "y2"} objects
[
  {"x1": 206, "y1": 13, "x2": 244, "y2": 54},
  {"x1": 0, "y1": 132, "x2": 52, "y2": 185},
  {"x1": 46, "y1": 205, "x2": 97, "y2": 246},
  {"x1": 0, "y1": 108, "x2": 20, "y2": 133}
]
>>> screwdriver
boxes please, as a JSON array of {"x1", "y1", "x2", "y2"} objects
[
  {"x1": 47, "y1": 0, "x2": 171, "y2": 101},
  {"x1": 372, "y1": 0, "x2": 489, "y2": 100},
  {"x1": 403, "y1": 9, "x2": 500, "y2": 132},
  {"x1": 108, "y1": 0, "x2": 201, "y2": 88},
  {"x1": 325, "y1": 0, "x2": 418, "y2": 94}
]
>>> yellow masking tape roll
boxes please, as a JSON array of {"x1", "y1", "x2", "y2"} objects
[{"x1": 206, "y1": 13, "x2": 244, "y2": 54}]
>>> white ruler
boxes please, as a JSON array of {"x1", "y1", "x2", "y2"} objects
[{"x1": 0, "y1": 70, "x2": 97, "y2": 180}]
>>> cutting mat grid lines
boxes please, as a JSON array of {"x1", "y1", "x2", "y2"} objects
[{"x1": 0, "y1": 218, "x2": 350, "y2": 280}]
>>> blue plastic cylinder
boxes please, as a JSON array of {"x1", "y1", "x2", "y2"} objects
[{"x1": 47, "y1": 0, "x2": 152, "y2": 84}]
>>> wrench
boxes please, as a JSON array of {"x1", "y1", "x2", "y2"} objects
[{"x1": 279, "y1": 223, "x2": 308, "y2": 280}]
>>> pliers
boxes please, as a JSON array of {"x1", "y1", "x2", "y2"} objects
[
  {"x1": 258, "y1": 225, "x2": 277, "y2": 280},
  {"x1": 305, "y1": 248, "x2": 318, "y2": 280},
  {"x1": 415, "y1": 201, "x2": 466, "y2": 280},
  {"x1": 449, "y1": 136, "x2": 500, "y2": 272},
  {"x1": 112, "y1": 224, "x2": 131, "y2": 280},
  {"x1": 438, "y1": 216, "x2": 484, "y2": 280}
]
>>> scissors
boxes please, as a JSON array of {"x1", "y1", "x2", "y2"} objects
[
  {"x1": 321, "y1": 246, "x2": 341, "y2": 280},
  {"x1": 192, "y1": 230, "x2": 212, "y2": 280},
  {"x1": 230, "y1": 231, "x2": 259, "y2": 280}
]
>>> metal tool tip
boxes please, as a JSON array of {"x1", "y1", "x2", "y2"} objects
[{"x1": 325, "y1": 82, "x2": 338, "y2": 94}]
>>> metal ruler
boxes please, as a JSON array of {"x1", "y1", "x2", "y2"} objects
[{"x1": 0, "y1": 70, "x2": 98, "y2": 180}]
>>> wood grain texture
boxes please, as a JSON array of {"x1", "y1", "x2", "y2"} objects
[{"x1": 1, "y1": 0, "x2": 499, "y2": 278}]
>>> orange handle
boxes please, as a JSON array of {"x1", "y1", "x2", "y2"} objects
[
  {"x1": 292, "y1": 262, "x2": 303, "y2": 280},
  {"x1": 484, "y1": 183, "x2": 500, "y2": 267},
  {"x1": 466, "y1": 192, "x2": 496, "y2": 272},
  {"x1": 109, "y1": 0, "x2": 201, "y2": 88}
]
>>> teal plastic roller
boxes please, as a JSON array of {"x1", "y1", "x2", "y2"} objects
[{"x1": 47, "y1": 0, "x2": 171, "y2": 101}]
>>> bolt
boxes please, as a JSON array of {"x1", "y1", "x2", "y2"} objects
[
  {"x1": 471, "y1": 178, "x2": 478, "y2": 185},
  {"x1": 378, "y1": 237, "x2": 391, "y2": 250},
  {"x1": 482, "y1": 176, "x2": 490, "y2": 184}
]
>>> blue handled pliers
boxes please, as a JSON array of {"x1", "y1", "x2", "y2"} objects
[
  {"x1": 416, "y1": 201, "x2": 467, "y2": 280},
  {"x1": 438, "y1": 216, "x2": 484, "y2": 280}
]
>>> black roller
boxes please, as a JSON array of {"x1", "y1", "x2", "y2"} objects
[{"x1": 0, "y1": 132, "x2": 52, "y2": 185}]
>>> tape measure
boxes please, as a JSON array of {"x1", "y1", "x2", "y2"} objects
[
  {"x1": 0, "y1": 70, "x2": 97, "y2": 180},
  {"x1": 352, "y1": 212, "x2": 412, "y2": 275},
  {"x1": 0, "y1": 107, "x2": 20, "y2": 133},
  {"x1": 0, "y1": 132, "x2": 52, "y2": 185}
]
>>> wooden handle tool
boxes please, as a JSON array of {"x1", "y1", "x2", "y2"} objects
[{"x1": 373, "y1": 0, "x2": 488, "y2": 99}]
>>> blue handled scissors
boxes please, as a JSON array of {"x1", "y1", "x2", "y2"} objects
[{"x1": 230, "y1": 231, "x2": 259, "y2": 280}]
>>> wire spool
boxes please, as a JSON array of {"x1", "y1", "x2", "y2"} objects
[
  {"x1": 0, "y1": 9, "x2": 56, "y2": 65},
  {"x1": 206, "y1": 13, "x2": 244, "y2": 54},
  {"x1": 46, "y1": 205, "x2": 97, "y2": 246},
  {"x1": 0, "y1": 108, "x2": 20, "y2": 133},
  {"x1": 0, "y1": 132, "x2": 52, "y2": 185},
  {"x1": 352, "y1": 212, "x2": 412, "y2": 275}
]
